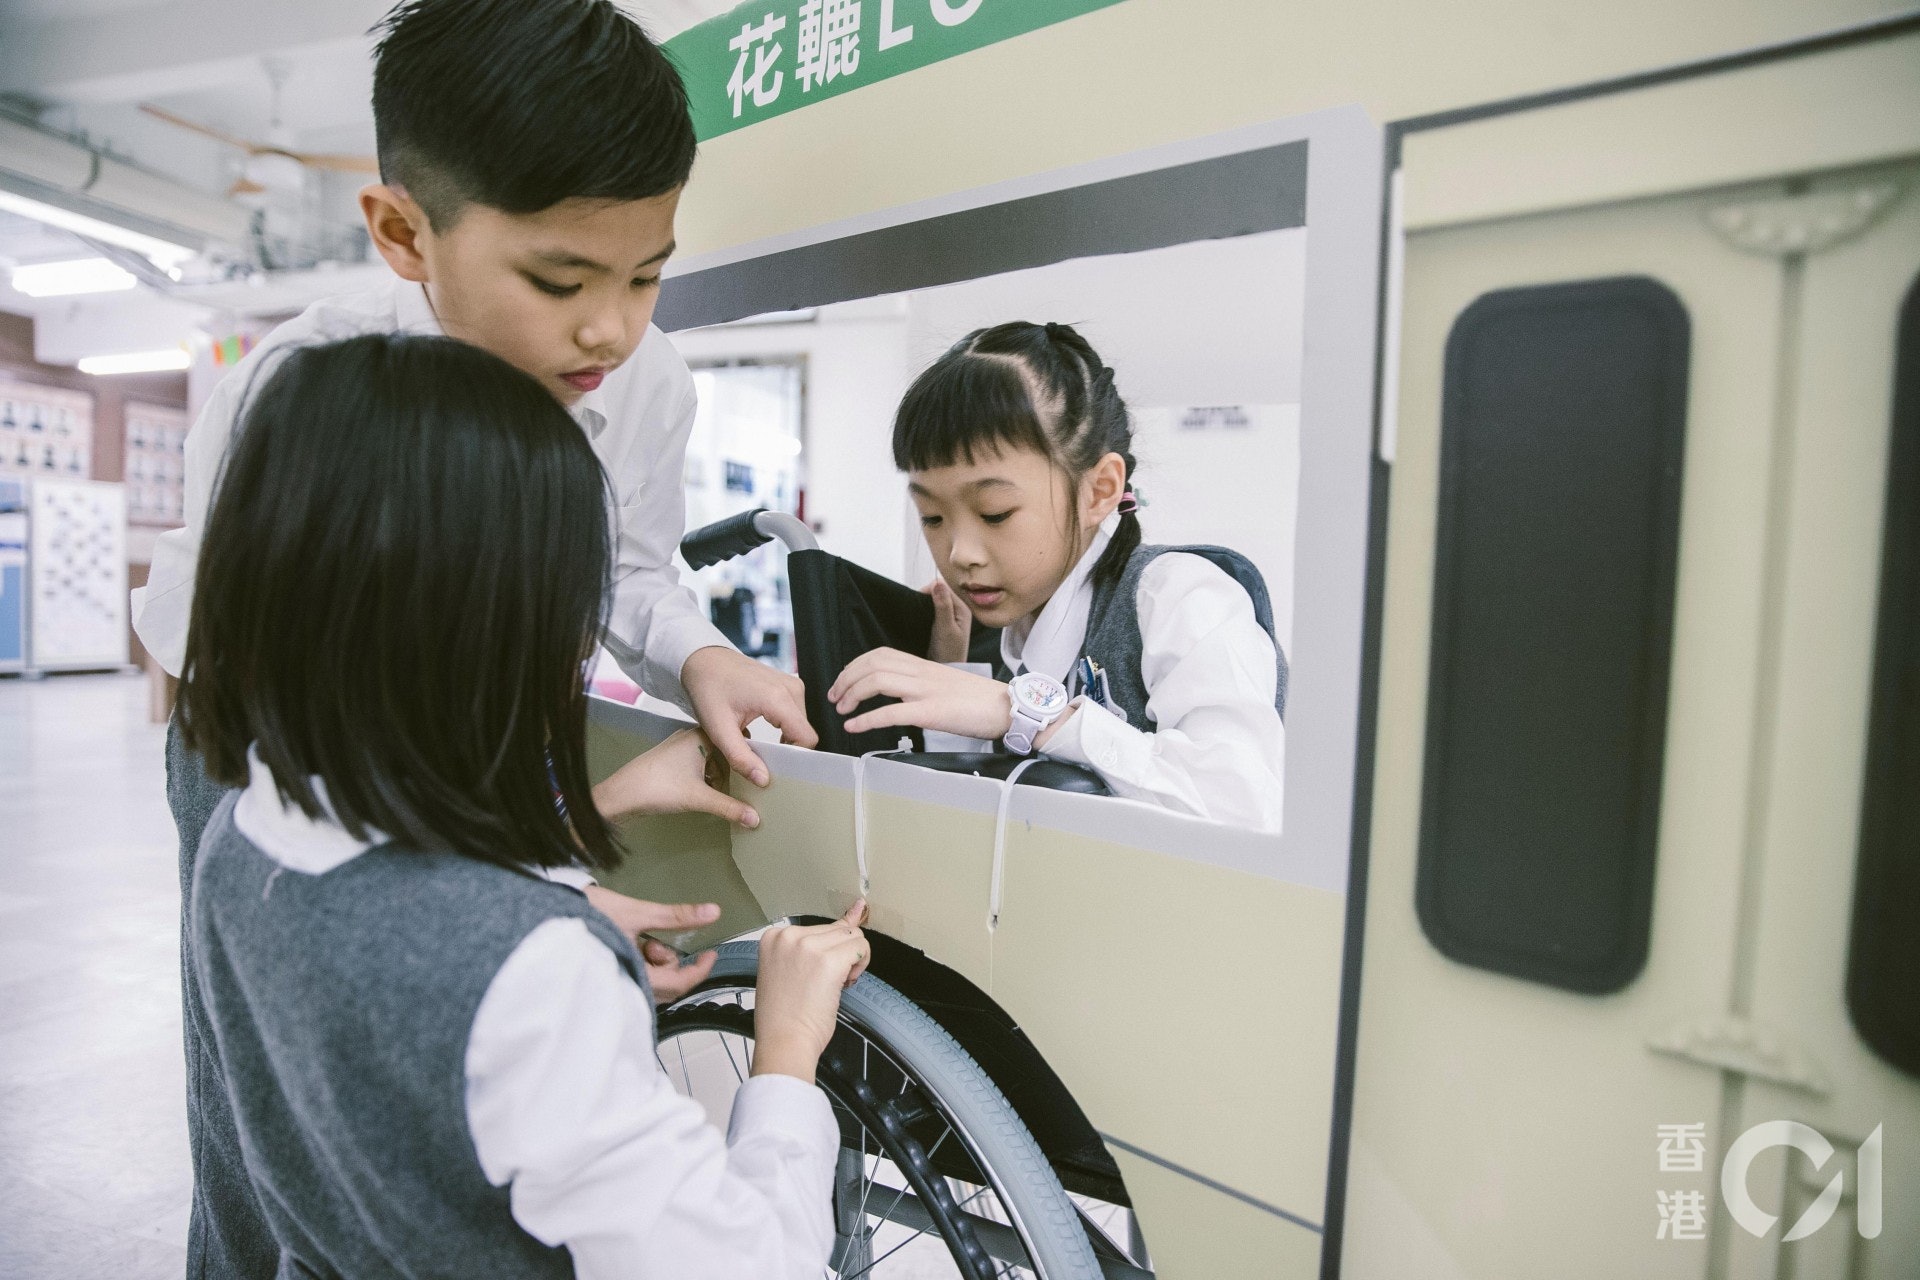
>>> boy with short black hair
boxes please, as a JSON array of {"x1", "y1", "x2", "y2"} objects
[{"x1": 135, "y1": 3, "x2": 816, "y2": 1274}]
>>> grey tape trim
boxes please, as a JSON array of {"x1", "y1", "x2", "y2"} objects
[{"x1": 1098, "y1": 1132, "x2": 1323, "y2": 1235}]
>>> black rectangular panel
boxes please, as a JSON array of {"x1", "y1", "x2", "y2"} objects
[
  {"x1": 656, "y1": 141, "x2": 1307, "y2": 331},
  {"x1": 1848, "y1": 272, "x2": 1920, "y2": 1077},
  {"x1": 1417, "y1": 276, "x2": 1689, "y2": 994}
]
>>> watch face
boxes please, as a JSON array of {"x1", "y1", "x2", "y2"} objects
[{"x1": 1014, "y1": 673, "x2": 1069, "y2": 716}]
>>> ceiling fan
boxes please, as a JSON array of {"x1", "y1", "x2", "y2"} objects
[{"x1": 139, "y1": 60, "x2": 376, "y2": 201}]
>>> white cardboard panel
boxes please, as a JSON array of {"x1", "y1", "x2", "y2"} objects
[
  {"x1": 1009, "y1": 773, "x2": 1340, "y2": 894},
  {"x1": 991, "y1": 817, "x2": 1345, "y2": 1224},
  {"x1": 864, "y1": 794, "x2": 998, "y2": 990},
  {"x1": 728, "y1": 770, "x2": 863, "y2": 923}
]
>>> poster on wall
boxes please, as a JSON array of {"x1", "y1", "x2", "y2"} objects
[
  {"x1": 124, "y1": 401, "x2": 189, "y2": 528},
  {"x1": 28, "y1": 477, "x2": 127, "y2": 671},
  {"x1": 0, "y1": 379, "x2": 93, "y2": 480}
]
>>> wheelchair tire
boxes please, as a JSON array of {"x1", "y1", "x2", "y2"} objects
[{"x1": 658, "y1": 941, "x2": 1110, "y2": 1279}]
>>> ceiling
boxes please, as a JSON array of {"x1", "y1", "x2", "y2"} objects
[{"x1": 0, "y1": 0, "x2": 739, "y2": 338}]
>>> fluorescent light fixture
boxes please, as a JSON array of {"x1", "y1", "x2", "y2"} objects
[
  {"x1": 10, "y1": 257, "x2": 138, "y2": 298},
  {"x1": 78, "y1": 349, "x2": 190, "y2": 375},
  {"x1": 0, "y1": 189, "x2": 196, "y2": 268}
]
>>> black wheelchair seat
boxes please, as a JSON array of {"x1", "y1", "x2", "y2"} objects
[{"x1": 889, "y1": 752, "x2": 1110, "y2": 795}]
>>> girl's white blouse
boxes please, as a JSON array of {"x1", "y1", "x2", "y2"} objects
[{"x1": 1000, "y1": 526, "x2": 1287, "y2": 835}]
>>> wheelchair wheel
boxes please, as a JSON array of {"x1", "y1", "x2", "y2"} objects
[{"x1": 657, "y1": 941, "x2": 1110, "y2": 1279}]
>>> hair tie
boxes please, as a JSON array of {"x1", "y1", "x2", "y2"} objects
[{"x1": 1116, "y1": 487, "x2": 1139, "y2": 516}]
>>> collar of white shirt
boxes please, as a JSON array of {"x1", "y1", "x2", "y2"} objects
[
  {"x1": 232, "y1": 745, "x2": 382, "y2": 875},
  {"x1": 389, "y1": 279, "x2": 610, "y2": 439},
  {"x1": 1000, "y1": 513, "x2": 1119, "y2": 682}
]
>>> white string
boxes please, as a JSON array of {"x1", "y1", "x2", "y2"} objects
[
  {"x1": 987, "y1": 758, "x2": 1042, "y2": 932},
  {"x1": 851, "y1": 739, "x2": 913, "y2": 896}
]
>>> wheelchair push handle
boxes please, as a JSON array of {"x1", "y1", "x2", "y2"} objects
[{"x1": 679, "y1": 508, "x2": 820, "y2": 570}]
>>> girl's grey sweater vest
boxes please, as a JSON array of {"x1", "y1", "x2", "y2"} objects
[
  {"x1": 190, "y1": 795, "x2": 649, "y2": 1280},
  {"x1": 1080, "y1": 543, "x2": 1289, "y2": 729}
]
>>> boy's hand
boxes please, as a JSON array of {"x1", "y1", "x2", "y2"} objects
[
  {"x1": 580, "y1": 887, "x2": 721, "y2": 1005},
  {"x1": 682, "y1": 646, "x2": 817, "y2": 787},
  {"x1": 830, "y1": 647, "x2": 1013, "y2": 742},
  {"x1": 925, "y1": 578, "x2": 973, "y2": 664},
  {"x1": 751, "y1": 900, "x2": 871, "y2": 1085},
  {"x1": 592, "y1": 728, "x2": 759, "y2": 829}
]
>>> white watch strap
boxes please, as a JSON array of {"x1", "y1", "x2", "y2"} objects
[{"x1": 1006, "y1": 703, "x2": 1046, "y2": 754}]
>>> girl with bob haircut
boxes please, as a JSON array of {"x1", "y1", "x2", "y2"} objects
[
  {"x1": 180, "y1": 333, "x2": 868, "y2": 1278},
  {"x1": 829, "y1": 320, "x2": 1288, "y2": 833}
]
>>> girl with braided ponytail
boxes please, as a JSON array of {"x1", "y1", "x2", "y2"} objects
[{"x1": 827, "y1": 320, "x2": 1288, "y2": 833}]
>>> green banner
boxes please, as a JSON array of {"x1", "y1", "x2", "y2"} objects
[{"x1": 666, "y1": 0, "x2": 1129, "y2": 142}]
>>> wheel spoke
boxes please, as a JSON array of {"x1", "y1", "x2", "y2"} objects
[
  {"x1": 851, "y1": 1133, "x2": 879, "y2": 1241},
  {"x1": 719, "y1": 1032, "x2": 745, "y2": 1084},
  {"x1": 843, "y1": 1220, "x2": 933, "y2": 1278}
]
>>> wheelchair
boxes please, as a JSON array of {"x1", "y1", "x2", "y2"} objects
[{"x1": 652, "y1": 510, "x2": 1149, "y2": 1279}]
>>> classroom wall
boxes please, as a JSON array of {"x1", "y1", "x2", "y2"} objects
[{"x1": 674, "y1": 0, "x2": 1910, "y2": 260}]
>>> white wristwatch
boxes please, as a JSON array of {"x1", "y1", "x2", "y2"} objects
[{"x1": 1004, "y1": 671, "x2": 1071, "y2": 755}]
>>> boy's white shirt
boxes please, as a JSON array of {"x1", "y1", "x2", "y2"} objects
[
  {"x1": 233, "y1": 749, "x2": 839, "y2": 1279},
  {"x1": 131, "y1": 275, "x2": 729, "y2": 709},
  {"x1": 1000, "y1": 517, "x2": 1288, "y2": 834}
]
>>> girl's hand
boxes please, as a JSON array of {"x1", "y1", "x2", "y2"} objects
[
  {"x1": 591, "y1": 729, "x2": 761, "y2": 829},
  {"x1": 581, "y1": 888, "x2": 721, "y2": 1004},
  {"x1": 751, "y1": 900, "x2": 871, "y2": 1084},
  {"x1": 925, "y1": 578, "x2": 973, "y2": 664},
  {"x1": 829, "y1": 648, "x2": 1012, "y2": 741}
]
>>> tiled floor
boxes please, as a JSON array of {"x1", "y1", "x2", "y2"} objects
[{"x1": 0, "y1": 672, "x2": 191, "y2": 1280}]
